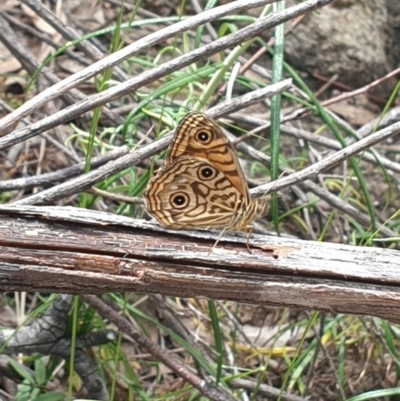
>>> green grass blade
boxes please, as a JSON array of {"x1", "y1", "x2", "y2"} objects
[
  {"x1": 284, "y1": 63, "x2": 376, "y2": 229},
  {"x1": 207, "y1": 300, "x2": 223, "y2": 385},
  {"x1": 269, "y1": 0, "x2": 286, "y2": 235}
]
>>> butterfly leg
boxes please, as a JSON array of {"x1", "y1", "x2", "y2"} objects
[
  {"x1": 209, "y1": 227, "x2": 228, "y2": 254},
  {"x1": 245, "y1": 226, "x2": 253, "y2": 254}
]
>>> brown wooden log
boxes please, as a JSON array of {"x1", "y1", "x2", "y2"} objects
[{"x1": 0, "y1": 205, "x2": 399, "y2": 323}]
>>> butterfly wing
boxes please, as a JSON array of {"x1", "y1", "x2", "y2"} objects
[
  {"x1": 166, "y1": 112, "x2": 251, "y2": 204},
  {"x1": 144, "y1": 156, "x2": 245, "y2": 230}
]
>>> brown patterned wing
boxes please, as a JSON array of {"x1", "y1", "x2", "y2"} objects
[
  {"x1": 166, "y1": 112, "x2": 251, "y2": 204},
  {"x1": 144, "y1": 156, "x2": 249, "y2": 230}
]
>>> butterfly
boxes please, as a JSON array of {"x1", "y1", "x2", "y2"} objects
[{"x1": 144, "y1": 112, "x2": 267, "y2": 233}]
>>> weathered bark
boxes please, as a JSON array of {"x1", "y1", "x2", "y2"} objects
[{"x1": 0, "y1": 205, "x2": 399, "y2": 322}]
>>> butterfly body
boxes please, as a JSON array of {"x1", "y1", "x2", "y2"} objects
[{"x1": 144, "y1": 113, "x2": 267, "y2": 232}]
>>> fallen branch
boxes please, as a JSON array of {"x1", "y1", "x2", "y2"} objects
[{"x1": 1, "y1": 205, "x2": 400, "y2": 323}]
